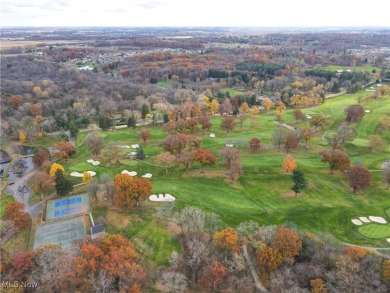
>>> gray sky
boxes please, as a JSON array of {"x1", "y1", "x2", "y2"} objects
[{"x1": 1, "y1": 0, "x2": 390, "y2": 27}]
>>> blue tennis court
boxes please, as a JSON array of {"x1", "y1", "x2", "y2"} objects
[
  {"x1": 54, "y1": 196, "x2": 82, "y2": 208},
  {"x1": 46, "y1": 194, "x2": 90, "y2": 221}
]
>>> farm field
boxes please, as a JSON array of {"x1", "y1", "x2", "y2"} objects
[{"x1": 56, "y1": 88, "x2": 390, "y2": 249}]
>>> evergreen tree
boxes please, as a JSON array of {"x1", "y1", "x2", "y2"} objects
[
  {"x1": 163, "y1": 113, "x2": 169, "y2": 123},
  {"x1": 291, "y1": 169, "x2": 307, "y2": 196},
  {"x1": 69, "y1": 121, "x2": 79, "y2": 138},
  {"x1": 141, "y1": 103, "x2": 150, "y2": 120},
  {"x1": 98, "y1": 114, "x2": 112, "y2": 130},
  {"x1": 136, "y1": 146, "x2": 145, "y2": 160},
  {"x1": 127, "y1": 114, "x2": 137, "y2": 129},
  {"x1": 55, "y1": 169, "x2": 73, "y2": 196}
]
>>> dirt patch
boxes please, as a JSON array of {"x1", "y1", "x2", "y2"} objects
[
  {"x1": 106, "y1": 209, "x2": 131, "y2": 228},
  {"x1": 286, "y1": 191, "x2": 304, "y2": 198},
  {"x1": 167, "y1": 221, "x2": 182, "y2": 235},
  {"x1": 182, "y1": 169, "x2": 226, "y2": 179}
]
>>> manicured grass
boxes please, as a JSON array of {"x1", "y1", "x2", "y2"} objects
[
  {"x1": 358, "y1": 224, "x2": 390, "y2": 239},
  {"x1": 156, "y1": 80, "x2": 173, "y2": 89},
  {"x1": 219, "y1": 87, "x2": 246, "y2": 97},
  {"x1": 0, "y1": 194, "x2": 14, "y2": 217},
  {"x1": 322, "y1": 65, "x2": 381, "y2": 73}
]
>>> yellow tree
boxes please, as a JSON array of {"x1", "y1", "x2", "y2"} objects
[
  {"x1": 82, "y1": 171, "x2": 92, "y2": 183},
  {"x1": 19, "y1": 130, "x2": 27, "y2": 143},
  {"x1": 262, "y1": 98, "x2": 274, "y2": 113},
  {"x1": 239, "y1": 102, "x2": 250, "y2": 114},
  {"x1": 210, "y1": 99, "x2": 220, "y2": 116},
  {"x1": 50, "y1": 162, "x2": 65, "y2": 177},
  {"x1": 282, "y1": 154, "x2": 297, "y2": 173}
]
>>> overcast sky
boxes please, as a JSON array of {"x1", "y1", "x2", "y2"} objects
[{"x1": 1, "y1": 0, "x2": 390, "y2": 27}]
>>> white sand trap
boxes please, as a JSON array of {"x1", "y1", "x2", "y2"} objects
[
  {"x1": 70, "y1": 171, "x2": 96, "y2": 177},
  {"x1": 119, "y1": 145, "x2": 131, "y2": 148},
  {"x1": 352, "y1": 219, "x2": 363, "y2": 225},
  {"x1": 87, "y1": 159, "x2": 100, "y2": 166},
  {"x1": 131, "y1": 144, "x2": 139, "y2": 149},
  {"x1": 121, "y1": 170, "x2": 137, "y2": 176},
  {"x1": 359, "y1": 217, "x2": 370, "y2": 223},
  {"x1": 226, "y1": 144, "x2": 233, "y2": 147},
  {"x1": 387, "y1": 238, "x2": 390, "y2": 244},
  {"x1": 369, "y1": 216, "x2": 387, "y2": 224},
  {"x1": 128, "y1": 152, "x2": 137, "y2": 155},
  {"x1": 377, "y1": 84, "x2": 382, "y2": 87},
  {"x1": 365, "y1": 110, "x2": 371, "y2": 113},
  {"x1": 149, "y1": 193, "x2": 176, "y2": 202},
  {"x1": 209, "y1": 133, "x2": 215, "y2": 138},
  {"x1": 142, "y1": 173, "x2": 153, "y2": 178}
]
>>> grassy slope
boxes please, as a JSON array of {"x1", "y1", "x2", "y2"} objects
[{"x1": 60, "y1": 90, "x2": 390, "y2": 248}]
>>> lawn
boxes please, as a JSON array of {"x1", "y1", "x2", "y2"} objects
[{"x1": 322, "y1": 65, "x2": 381, "y2": 73}]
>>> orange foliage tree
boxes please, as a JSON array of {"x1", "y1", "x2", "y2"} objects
[
  {"x1": 383, "y1": 260, "x2": 390, "y2": 282},
  {"x1": 282, "y1": 154, "x2": 297, "y2": 173},
  {"x1": 54, "y1": 141, "x2": 76, "y2": 161},
  {"x1": 213, "y1": 227, "x2": 239, "y2": 253},
  {"x1": 192, "y1": 149, "x2": 216, "y2": 171},
  {"x1": 257, "y1": 245, "x2": 283, "y2": 273},
  {"x1": 342, "y1": 246, "x2": 369, "y2": 262},
  {"x1": 19, "y1": 130, "x2": 27, "y2": 143},
  {"x1": 272, "y1": 226, "x2": 302, "y2": 258},
  {"x1": 140, "y1": 129, "x2": 151, "y2": 144},
  {"x1": 310, "y1": 278, "x2": 327, "y2": 293},
  {"x1": 2, "y1": 202, "x2": 31, "y2": 229},
  {"x1": 199, "y1": 261, "x2": 228, "y2": 291},
  {"x1": 114, "y1": 174, "x2": 153, "y2": 207}
]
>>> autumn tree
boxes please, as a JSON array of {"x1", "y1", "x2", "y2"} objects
[
  {"x1": 86, "y1": 134, "x2": 104, "y2": 156},
  {"x1": 139, "y1": 129, "x2": 151, "y2": 144},
  {"x1": 156, "y1": 152, "x2": 176, "y2": 173},
  {"x1": 310, "y1": 114, "x2": 327, "y2": 131},
  {"x1": 50, "y1": 162, "x2": 65, "y2": 177},
  {"x1": 383, "y1": 260, "x2": 390, "y2": 282},
  {"x1": 176, "y1": 151, "x2": 194, "y2": 171},
  {"x1": 31, "y1": 171, "x2": 54, "y2": 198},
  {"x1": 321, "y1": 150, "x2": 350, "y2": 175},
  {"x1": 301, "y1": 128, "x2": 313, "y2": 148},
  {"x1": 7, "y1": 94, "x2": 24, "y2": 109},
  {"x1": 272, "y1": 226, "x2": 302, "y2": 258},
  {"x1": 346, "y1": 105, "x2": 365, "y2": 124},
  {"x1": 192, "y1": 149, "x2": 216, "y2": 171},
  {"x1": 239, "y1": 102, "x2": 250, "y2": 114},
  {"x1": 198, "y1": 115, "x2": 212, "y2": 133},
  {"x1": 343, "y1": 246, "x2": 369, "y2": 262},
  {"x1": 272, "y1": 127, "x2": 287, "y2": 151},
  {"x1": 285, "y1": 133, "x2": 299, "y2": 153},
  {"x1": 283, "y1": 154, "x2": 297, "y2": 173},
  {"x1": 367, "y1": 135, "x2": 387, "y2": 153},
  {"x1": 160, "y1": 134, "x2": 188, "y2": 154},
  {"x1": 55, "y1": 169, "x2": 73, "y2": 196},
  {"x1": 310, "y1": 278, "x2": 327, "y2": 293},
  {"x1": 114, "y1": 174, "x2": 153, "y2": 207},
  {"x1": 2, "y1": 202, "x2": 31, "y2": 229},
  {"x1": 19, "y1": 130, "x2": 27, "y2": 143},
  {"x1": 220, "y1": 98, "x2": 233, "y2": 116},
  {"x1": 249, "y1": 137, "x2": 261, "y2": 152},
  {"x1": 257, "y1": 245, "x2": 283, "y2": 273},
  {"x1": 32, "y1": 149, "x2": 50, "y2": 167},
  {"x1": 348, "y1": 165, "x2": 371, "y2": 193},
  {"x1": 54, "y1": 140, "x2": 76, "y2": 161},
  {"x1": 293, "y1": 108, "x2": 304, "y2": 121},
  {"x1": 82, "y1": 171, "x2": 92, "y2": 184},
  {"x1": 291, "y1": 169, "x2": 307, "y2": 196},
  {"x1": 199, "y1": 261, "x2": 228, "y2": 291},
  {"x1": 219, "y1": 147, "x2": 243, "y2": 180},
  {"x1": 262, "y1": 97, "x2": 274, "y2": 113},
  {"x1": 210, "y1": 99, "x2": 220, "y2": 116},
  {"x1": 105, "y1": 143, "x2": 122, "y2": 165},
  {"x1": 213, "y1": 227, "x2": 239, "y2": 252},
  {"x1": 29, "y1": 104, "x2": 43, "y2": 116},
  {"x1": 380, "y1": 116, "x2": 390, "y2": 130},
  {"x1": 220, "y1": 116, "x2": 235, "y2": 133}
]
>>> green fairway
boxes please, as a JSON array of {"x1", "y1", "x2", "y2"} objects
[{"x1": 358, "y1": 224, "x2": 390, "y2": 239}]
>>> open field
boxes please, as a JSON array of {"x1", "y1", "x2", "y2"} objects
[
  {"x1": 323, "y1": 64, "x2": 381, "y2": 72},
  {"x1": 0, "y1": 39, "x2": 81, "y2": 49},
  {"x1": 34, "y1": 88, "x2": 390, "y2": 248}
]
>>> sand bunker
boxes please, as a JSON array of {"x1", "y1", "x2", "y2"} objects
[
  {"x1": 131, "y1": 144, "x2": 139, "y2": 149},
  {"x1": 149, "y1": 193, "x2": 176, "y2": 202},
  {"x1": 119, "y1": 145, "x2": 131, "y2": 148},
  {"x1": 352, "y1": 219, "x2": 363, "y2": 225},
  {"x1": 369, "y1": 216, "x2": 387, "y2": 224},
  {"x1": 70, "y1": 171, "x2": 96, "y2": 177},
  {"x1": 121, "y1": 170, "x2": 137, "y2": 176},
  {"x1": 226, "y1": 144, "x2": 233, "y2": 147},
  {"x1": 387, "y1": 238, "x2": 390, "y2": 244},
  {"x1": 359, "y1": 217, "x2": 370, "y2": 223},
  {"x1": 142, "y1": 173, "x2": 153, "y2": 178},
  {"x1": 365, "y1": 110, "x2": 371, "y2": 113},
  {"x1": 209, "y1": 133, "x2": 215, "y2": 138},
  {"x1": 87, "y1": 159, "x2": 100, "y2": 166}
]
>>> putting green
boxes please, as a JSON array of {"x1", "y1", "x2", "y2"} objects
[{"x1": 358, "y1": 223, "x2": 390, "y2": 239}]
